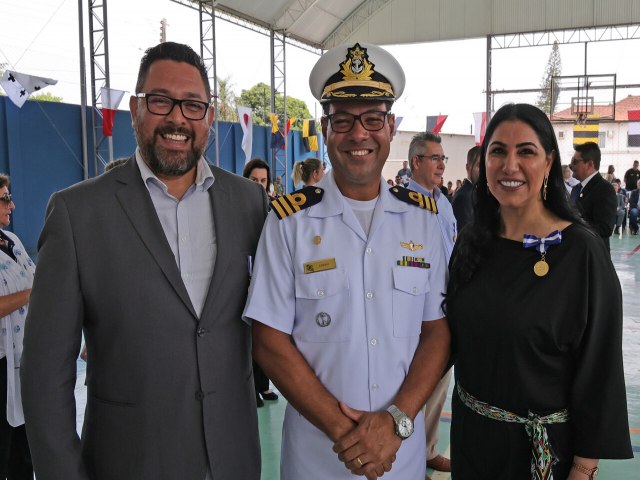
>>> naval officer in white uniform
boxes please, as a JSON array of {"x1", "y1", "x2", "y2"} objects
[{"x1": 243, "y1": 42, "x2": 450, "y2": 480}]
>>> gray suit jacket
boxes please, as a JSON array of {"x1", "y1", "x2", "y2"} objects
[{"x1": 21, "y1": 158, "x2": 267, "y2": 480}]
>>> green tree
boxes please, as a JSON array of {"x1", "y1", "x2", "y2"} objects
[
  {"x1": 536, "y1": 41, "x2": 562, "y2": 114},
  {"x1": 30, "y1": 91, "x2": 63, "y2": 103},
  {"x1": 238, "y1": 82, "x2": 311, "y2": 130},
  {"x1": 215, "y1": 76, "x2": 237, "y2": 122}
]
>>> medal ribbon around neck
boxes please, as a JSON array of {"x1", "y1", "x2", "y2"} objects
[{"x1": 523, "y1": 230, "x2": 562, "y2": 277}]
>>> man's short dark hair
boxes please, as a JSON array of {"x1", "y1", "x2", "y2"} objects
[
  {"x1": 135, "y1": 42, "x2": 210, "y2": 99},
  {"x1": 408, "y1": 131, "x2": 442, "y2": 171},
  {"x1": 467, "y1": 145, "x2": 481, "y2": 168},
  {"x1": 574, "y1": 142, "x2": 601, "y2": 170}
]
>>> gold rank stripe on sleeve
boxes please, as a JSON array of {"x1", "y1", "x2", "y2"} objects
[
  {"x1": 388, "y1": 187, "x2": 438, "y2": 214},
  {"x1": 271, "y1": 186, "x2": 325, "y2": 219}
]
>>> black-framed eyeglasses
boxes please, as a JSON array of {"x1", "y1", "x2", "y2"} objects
[
  {"x1": 0, "y1": 194, "x2": 12, "y2": 205},
  {"x1": 416, "y1": 154, "x2": 448, "y2": 164},
  {"x1": 136, "y1": 93, "x2": 210, "y2": 120},
  {"x1": 324, "y1": 111, "x2": 390, "y2": 133}
]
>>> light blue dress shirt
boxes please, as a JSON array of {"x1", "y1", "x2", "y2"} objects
[
  {"x1": 408, "y1": 179, "x2": 457, "y2": 263},
  {"x1": 135, "y1": 150, "x2": 216, "y2": 318}
]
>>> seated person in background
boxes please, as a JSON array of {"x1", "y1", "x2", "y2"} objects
[
  {"x1": 613, "y1": 181, "x2": 627, "y2": 235},
  {"x1": 629, "y1": 179, "x2": 640, "y2": 235}
]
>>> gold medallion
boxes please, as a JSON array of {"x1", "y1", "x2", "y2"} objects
[
  {"x1": 533, "y1": 260, "x2": 549, "y2": 277},
  {"x1": 313, "y1": 235, "x2": 321, "y2": 245}
]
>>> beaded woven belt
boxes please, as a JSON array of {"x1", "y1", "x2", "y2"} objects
[{"x1": 457, "y1": 383, "x2": 569, "y2": 480}]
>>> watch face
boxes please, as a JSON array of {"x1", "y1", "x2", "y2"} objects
[{"x1": 398, "y1": 417, "x2": 414, "y2": 438}]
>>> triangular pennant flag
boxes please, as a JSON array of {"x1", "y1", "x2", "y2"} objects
[
  {"x1": 0, "y1": 70, "x2": 57, "y2": 108},
  {"x1": 101, "y1": 88, "x2": 126, "y2": 136},
  {"x1": 393, "y1": 116, "x2": 403, "y2": 135},
  {"x1": 268, "y1": 113, "x2": 279, "y2": 133},
  {"x1": 286, "y1": 117, "x2": 297, "y2": 135},
  {"x1": 473, "y1": 112, "x2": 487, "y2": 146},
  {"x1": 237, "y1": 105, "x2": 253, "y2": 163},
  {"x1": 426, "y1": 115, "x2": 447, "y2": 133}
]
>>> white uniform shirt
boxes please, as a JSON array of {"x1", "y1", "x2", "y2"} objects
[
  {"x1": 408, "y1": 179, "x2": 457, "y2": 263},
  {"x1": 243, "y1": 170, "x2": 447, "y2": 479}
]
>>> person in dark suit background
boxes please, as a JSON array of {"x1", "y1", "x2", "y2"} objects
[
  {"x1": 629, "y1": 179, "x2": 640, "y2": 234},
  {"x1": 21, "y1": 42, "x2": 266, "y2": 480},
  {"x1": 570, "y1": 141, "x2": 617, "y2": 250},
  {"x1": 451, "y1": 145, "x2": 481, "y2": 232}
]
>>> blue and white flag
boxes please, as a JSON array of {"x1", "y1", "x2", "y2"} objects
[{"x1": 0, "y1": 70, "x2": 58, "y2": 108}]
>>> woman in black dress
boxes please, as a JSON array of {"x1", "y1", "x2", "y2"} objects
[{"x1": 446, "y1": 104, "x2": 632, "y2": 479}]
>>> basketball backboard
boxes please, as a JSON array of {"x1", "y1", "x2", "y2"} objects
[{"x1": 550, "y1": 74, "x2": 616, "y2": 122}]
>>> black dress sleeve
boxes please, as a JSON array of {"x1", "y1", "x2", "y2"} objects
[{"x1": 569, "y1": 234, "x2": 633, "y2": 458}]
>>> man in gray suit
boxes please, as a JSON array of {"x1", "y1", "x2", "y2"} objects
[{"x1": 21, "y1": 42, "x2": 266, "y2": 480}]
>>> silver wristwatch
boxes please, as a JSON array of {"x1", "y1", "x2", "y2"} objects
[{"x1": 386, "y1": 404, "x2": 414, "y2": 439}]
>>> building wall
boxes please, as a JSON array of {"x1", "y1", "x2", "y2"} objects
[
  {"x1": 384, "y1": 130, "x2": 476, "y2": 188},
  {"x1": 0, "y1": 96, "x2": 320, "y2": 255},
  {"x1": 553, "y1": 122, "x2": 640, "y2": 178}
]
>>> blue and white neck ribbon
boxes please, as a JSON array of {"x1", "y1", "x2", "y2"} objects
[{"x1": 523, "y1": 230, "x2": 562, "y2": 253}]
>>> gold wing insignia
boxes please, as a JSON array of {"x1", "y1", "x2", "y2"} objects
[{"x1": 400, "y1": 241, "x2": 423, "y2": 251}]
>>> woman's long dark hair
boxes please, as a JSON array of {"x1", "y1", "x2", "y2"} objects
[{"x1": 445, "y1": 103, "x2": 585, "y2": 310}]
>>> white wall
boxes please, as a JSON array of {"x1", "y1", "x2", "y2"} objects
[
  {"x1": 553, "y1": 122, "x2": 640, "y2": 178},
  {"x1": 383, "y1": 130, "x2": 476, "y2": 188}
]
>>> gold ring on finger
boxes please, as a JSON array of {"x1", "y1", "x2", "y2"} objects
[{"x1": 357, "y1": 457, "x2": 363, "y2": 467}]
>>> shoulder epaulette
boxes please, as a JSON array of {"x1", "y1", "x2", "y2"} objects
[
  {"x1": 271, "y1": 186, "x2": 324, "y2": 219},
  {"x1": 389, "y1": 186, "x2": 438, "y2": 214}
]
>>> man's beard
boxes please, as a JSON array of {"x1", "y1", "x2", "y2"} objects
[{"x1": 137, "y1": 125, "x2": 207, "y2": 177}]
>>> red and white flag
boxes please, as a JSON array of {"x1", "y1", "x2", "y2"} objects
[
  {"x1": 0, "y1": 70, "x2": 57, "y2": 108},
  {"x1": 628, "y1": 110, "x2": 640, "y2": 147},
  {"x1": 473, "y1": 112, "x2": 487, "y2": 146},
  {"x1": 426, "y1": 115, "x2": 447, "y2": 133},
  {"x1": 101, "y1": 88, "x2": 126, "y2": 136},
  {"x1": 237, "y1": 105, "x2": 253, "y2": 163}
]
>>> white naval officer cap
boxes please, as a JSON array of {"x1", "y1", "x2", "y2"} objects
[{"x1": 309, "y1": 42, "x2": 405, "y2": 104}]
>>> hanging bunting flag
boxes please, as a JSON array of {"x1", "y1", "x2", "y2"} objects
[
  {"x1": 286, "y1": 117, "x2": 297, "y2": 134},
  {"x1": 393, "y1": 116, "x2": 403, "y2": 135},
  {"x1": 628, "y1": 110, "x2": 640, "y2": 147},
  {"x1": 237, "y1": 105, "x2": 253, "y2": 163},
  {"x1": 426, "y1": 115, "x2": 448, "y2": 133},
  {"x1": 100, "y1": 88, "x2": 127, "y2": 136},
  {"x1": 573, "y1": 115, "x2": 599, "y2": 146},
  {"x1": 0, "y1": 70, "x2": 57, "y2": 108},
  {"x1": 302, "y1": 120, "x2": 319, "y2": 152},
  {"x1": 473, "y1": 112, "x2": 487, "y2": 146},
  {"x1": 268, "y1": 113, "x2": 284, "y2": 149},
  {"x1": 268, "y1": 113, "x2": 279, "y2": 133}
]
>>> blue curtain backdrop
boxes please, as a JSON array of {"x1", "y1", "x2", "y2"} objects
[{"x1": 0, "y1": 96, "x2": 324, "y2": 255}]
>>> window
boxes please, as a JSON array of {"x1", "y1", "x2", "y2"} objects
[{"x1": 598, "y1": 131, "x2": 606, "y2": 149}]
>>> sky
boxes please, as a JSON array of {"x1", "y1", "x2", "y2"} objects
[{"x1": 2, "y1": 0, "x2": 640, "y2": 135}]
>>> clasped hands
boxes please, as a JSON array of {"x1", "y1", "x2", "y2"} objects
[{"x1": 332, "y1": 402, "x2": 401, "y2": 480}]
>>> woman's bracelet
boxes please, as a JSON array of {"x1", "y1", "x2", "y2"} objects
[{"x1": 572, "y1": 462, "x2": 599, "y2": 479}]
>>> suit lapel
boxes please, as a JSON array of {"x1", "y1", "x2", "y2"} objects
[
  {"x1": 580, "y1": 173, "x2": 601, "y2": 199},
  {"x1": 114, "y1": 158, "x2": 198, "y2": 319},
  {"x1": 200, "y1": 171, "x2": 232, "y2": 318}
]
